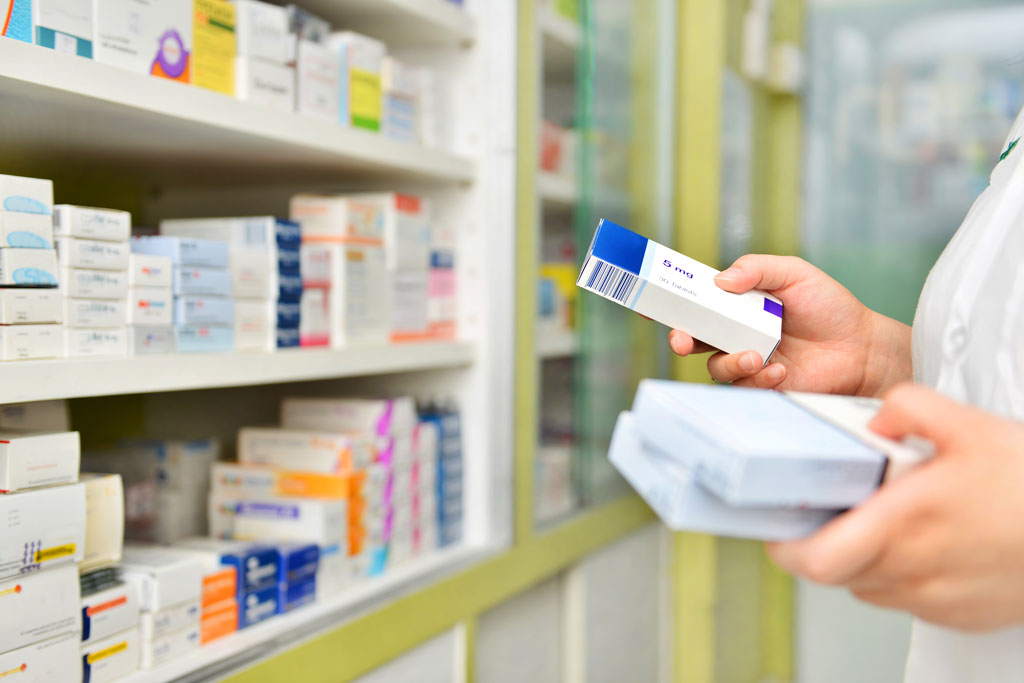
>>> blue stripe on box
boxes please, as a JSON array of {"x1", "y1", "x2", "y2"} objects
[
  {"x1": 764, "y1": 298, "x2": 783, "y2": 318},
  {"x1": 589, "y1": 219, "x2": 648, "y2": 276}
]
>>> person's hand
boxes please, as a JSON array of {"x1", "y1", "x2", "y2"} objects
[
  {"x1": 767, "y1": 384, "x2": 1024, "y2": 632},
  {"x1": 668, "y1": 254, "x2": 911, "y2": 396}
]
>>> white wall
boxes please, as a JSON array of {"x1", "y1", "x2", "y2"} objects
[
  {"x1": 476, "y1": 577, "x2": 564, "y2": 683},
  {"x1": 355, "y1": 629, "x2": 459, "y2": 683}
]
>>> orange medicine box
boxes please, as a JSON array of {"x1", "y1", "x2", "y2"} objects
[
  {"x1": 212, "y1": 462, "x2": 351, "y2": 499},
  {"x1": 200, "y1": 598, "x2": 238, "y2": 645},
  {"x1": 201, "y1": 567, "x2": 237, "y2": 608}
]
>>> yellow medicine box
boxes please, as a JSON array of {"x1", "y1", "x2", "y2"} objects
[{"x1": 193, "y1": 0, "x2": 236, "y2": 96}]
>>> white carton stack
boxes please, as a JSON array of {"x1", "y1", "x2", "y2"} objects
[
  {"x1": 231, "y1": 0, "x2": 295, "y2": 113},
  {"x1": 370, "y1": 193, "x2": 432, "y2": 343},
  {"x1": 0, "y1": 174, "x2": 62, "y2": 361},
  {"x1": 290, "y1": 194, "x2": 389, "y2": 348},
  {"x1": 131, "y1": 236, "x2": 234, "y2": 353},
  {"x1": 382, "y1": 57, "x2": 420, "y2": 144},
  {"x1": 54, "y1": 204, "x2": 132, "y2": 358},
  {"x1": 286, "y1": 6, "x2": 339, "y2": 122},
  {"x1": 128, "y1": 252, "x2": 175, "y2": 354}
]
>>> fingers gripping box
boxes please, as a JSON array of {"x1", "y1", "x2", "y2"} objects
[{"x1": 578, "y1": 219, "x2": 782, "y2": 363}]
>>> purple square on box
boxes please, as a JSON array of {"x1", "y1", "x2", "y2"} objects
[{"x1": 763, "y1": 299, "x2": 783, "y2": 318}]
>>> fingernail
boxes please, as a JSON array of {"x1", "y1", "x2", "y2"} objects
[
  {"x1": 716, "y1": 267, "x2": 741, "y2": 283},
  {"x1": 739, "y1": 352, "x2": 757, "y2": 372},
  {"x1": 767, "y1": 364, "x2": 785, "y2": 380}
]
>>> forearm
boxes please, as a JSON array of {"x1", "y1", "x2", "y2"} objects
[{"x1": 858, "y1": 312, "x2": 914, "y2": 397}]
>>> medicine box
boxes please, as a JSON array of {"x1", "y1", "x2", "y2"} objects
[
  {"x1": 175, "y1": 324, "x2": 234, "y2": 353},
  {"x1": 120, "y1": 438, "x2": 218, "y2": 491},
  {"x1": 239, "y1": 584, "x2": 278, "y2": 628},
  {"x1": 129, "y1": 326, "x2": 176, "y2": 355},
  {"x1": 192, "y1": 0, "x2": 237, "y2": 95},
  {"x1": 290, "y1": 194, "x2": 387, "y2": 242},
  {"x1": 129, "y1": 254, "x2": 173, "y2": 289},
  {"x1": 213, "y1": 462, "x2": 352, "y2": 499},
  {"x1": 63, "y1": 298, "x2": 127, "y2": 328},
  {"x1": 35, "y1": 0, "x2": 94, "y2": 57},
  {"x1": 198, "y1": 568, "x2": 237, "y2": 608},
  {"x1": 0, "y1": 482, "x2": 85, "y2": 580},
  {"x1": 93, "y1": 0, "x2": 192, "y2": 81},
  {"x1": 132, "y1": 236, "x2": 229, "y2": 268},
  {"x1": 121, "y1": 546, "x2": 203, "y2": 612},
  {"x1": 632, "y1": 380, "x2": 887, "y2": 508},
  {"x1": 81, "y1": 473, "x2": 125, "y2": 571},
  {"x1": 0, "y1": 211, "x2": 53, "y2": 249},
  {"x1": 330, "y1": 31, "x2": 385, "y2": 131},
  {"x1": 200, "y1": 598, "x2": 238, "y2": 644},
  {"x1": 128, "y1": 289, "x2": 172, "y2": 326},
  {"x1": 230, "y1": 248, "x2": 276, "y2": 299},
  {"x1": 82, "y1": 628, "x2": 140, "y2": 683},
  {"x1": 611, "y1": 411, "x2": 835, "y2": 540},
  {"x1": 0, "y1": 564, "x2": 80, "y2": 654},
  {"x1": 61, "y1": 268, "x2": 128, "y2": 299},
  {"x1": 64, "y1": 327, "x2": 128, "y2": 357},
  {"x1": 282, "y1": 396, "x2": 418, "y2": 434},
  {"x1": 174, "y1": 295, "x2": 234, "y2": 326},
  {"x1": 141, "y1": 623, "x2": 199, "y2": 669},
  {"x1": 0, "y1": 430, "x2": 79, "y2": 493},
  {"x1": 160, "y1": 216, "x2": 301, "y2": 248},
  {"x1": 0, "y1": 400, "x2": 70, "y2": 432},
  {"x1": 284, "y1": 4, "x2": 328, "y2": 43},
  {"x1": 299, "y1": 287, "x2": 330, "y2": 347},
  {"x1": 0, "y1": 248, "x2": 58, "y2": 286},
  {"x1": 230, "y1": 0, "x2": 290, "y2": 63},
  {"x1": 175, "y1": 538, "x2": 278, "y2": 595},
  {"x1": 233, "y1": 497, "x2": 347, "y2": 547},
  {"x1": 0, "y1": 288, "x2": 60, "y2": 324},
  {"x1": 1, "y1": 0, "x2": 32, "y2": 43},
  {"x1": 275, "y1": 542, "x2": 319, "y2": 584},
  {"x1": 138, "y1": 599, "x2": 200, "y2": 641},
  {"x1": 53, "y1": 205, "x2": 131, "y2": 242},
  {"x1": 238, "y1": 427, "x2": 372, "y2": 473},
  {"x1": 0, "y1": 632, "x2": 80, "y2": 682},
  {"x1": 56, "y1": 236, "x2": 129, "y2": 271},
  {"x1": 278, "y1": 574, "x2": 316, "y2": 613},
  {"x1": 173, "y1": 266, "x2": 233, "y2": 297},
  {"x1": 350, "y1": 193, "x2": 429, "y2": 271},
  {"x1": 298, "y1": 242, "x2": 389, "y2": 347},
  {"x1": 81, "y1": 582, "x2": 141, "y2": 646},
  {"x1": 0, "y1": 324, "x2": 63, "y2": 360},
  {"x1": 235, "y1": 56, "x2": 295, "y2": 112},
  {"x1": 234, "y1": 300, "x2": 274, "y2": 351},
  {"x1": 579, "y1": 219, "x2": 782, "y2": 361},
  {"x1": 0, "y1": 175, "x2": 52, "y2": 216},
  {"x1": 296, "y1": 40, "x2": 340, "y2": 121},
  {"x1": 391, "y1": 271, "x2": 429, "y2": 342}
]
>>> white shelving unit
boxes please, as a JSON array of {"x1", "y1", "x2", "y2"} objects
[
  {"x1": 298, "y1": 0, "x2": 476, "y2": 48},
  {"x1": 538, "y1": 170, "x2": 578, "y2": 208}
]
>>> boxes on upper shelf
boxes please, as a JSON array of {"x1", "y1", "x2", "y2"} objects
[
  {"x1": 132, "y1": 236, "x2": 229, "y2": 268},
  {"x1": 81, "y1": 473, "x2": 125, "y2": 571},
  {"x1": 0, "y1": 211, "x2": 53, "y2": 249},
  {"x1": 234, "y1": 299, "x2": 274, "y2": 351},
  {"x1": 329, "y1": 31, "x2": 385, "y2": 131},
  {"x1": 295, "y1": 39, "x2": 341, "y2": 121},
  {"x1": 230, "y1": 0, "x2": 290, "y2": 63},
  {"x1": 0, "y1": 288, "x2": 61, "y2": 324},
  {"x1": 0, "y1": 323, "x2": 63, "y2": 360},
  {"x1": 129, "y1": 254, "x2": 173, "y2": 289},
  {"x1": 62, "y1": 268, "x2": 128, "y2": 299},
  {"x1": 0, "y1": 482, "x2": 85, "y2": 580},
  {"x1": 56, "y1": 236, "x2": 130, "y2": 270},
  {"x1": 0, "y1": 430, "x2": 79, "y2": 492},
  {"x1": 176, "y1": 324, "x2": 234, "y2": 353},
  {"x1": 128, "y1": 288, "x2": 173, "y2": 326},
  {"x1": 237, "y1": 427, "x2": 372, "y2": 472},
  {"x1": 1, "y1": 0, "x2": 32, "y2": 43},
  {"x1": 193, "y1": 0, "x2": 237, "y2": 95},
  {"x1": 93, "y1": 0, "x2": 192, "y2": 81},
  {"x1": 63, "y1": 298, "x2": 127, "y2": 327},
  {"x1": 382, "y1": 57, "x2": 421, "y2": 144},
  {"x1": 235, "y1": 56, "x2": 295, "y2": 112},
  {"x1": 129, "y1": 326, "x2": 176, "y2": 355},
  {"x1": 298, "y1": 242, "x2": 388, "y2": 347},
  {"x1": 64, "y1": 327, "x2": 128, "y2": 357},
  {"x1": 283, "y1": 4, "x2": 329, "y2": 44},
  {"x1": 174, "y1": 295, "x2": 235, "y2": 326},
  {"x1": 0, "y1": 564, "x2": 80, "y2": 655},
  {"x1": 173, "y1": 266, "x2": 234, "y2": 297},
  {"x1": 53, "y1": 205, "x2": 131, "y2": 242},
  {"x1": 35, "y1": 0, "x2": 94, "y2": 57},
  {"x1": 0, "y1": 248, "x2": 59, "y2": 286},
  {"x1": 0, "y1": 174, "x2": 52, "y2": 216},
  {"x1": 281, "y1": 396, "x2": 418, "y2": 434}
]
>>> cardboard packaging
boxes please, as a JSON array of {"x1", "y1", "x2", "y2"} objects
[
  {"x1": 128, "y1": 326, "x2": 176, "y2": 355},
  {"x1": 0, "y1": 175, "x2": 52, "y2": 216},
  {"x1": 0, "y1": 430, "x2": 79, "y2": 493},
  {"x1": 289, "y1": 194, "x2": 387, "y2": 242},
  {"x1": 281, "y1": 396, "x2": 417, "y2": 434},
  {"x1": 578, "y1": 219, "x2": 783, "y2": 363},
  {"x1": 200, "y1": 598, "x2": 238, "y2": 644},
  {"x1": 81, "y1": 582, "x2": 141, "y2": 646},
  {"x1": 610, "y1": 411, "x2": 835, "y2": 540},
  {"x1": 64, "y1": 327, "x2": 128, "y2": 358},
  {"x1": 275, "y1": 542, "x2": 319, "y2": 584},
  {"x1": 131, "y1": 236, "x2": 229, "y2": 268},
  {"x1": 129, "y1": 254, "x2": 173, "y2": 289},
  {"x1": 238, "y1": 427, "x2": 373, "y2": 472},
  {"x1": 329, "y1": 31, "x2": 384, "y2": 131},
  {"x1": 138, "y1": 599, "x2": 200, "y2": 641},
  {"x1": 0, "y1": 248, "x2": 58, "y2": 286},
  {"x1": 52, "y1": 206, "x2": 130, "y2": 242},
  {"x1": 297, "y1": 242, "x2": 388, "y2": 347},
  {"x1": 159, "y1": 216, "x2": 301, "y2": 248},
  {"x1": 212, "y1": 462, "x2": 351, "y2": 499},
  {"x1": 173, "y1": 266, "x2": 233, "y2": 297},
  {"x1": 0, "y1": 400, "x2": 69, "y2": 432},
  {"x1": 1, "y1": 0, "x2": 33, "y2": 43},
  {"x1": 0, "y1": 288, "x2": 60, "y2": 324},
  {"x1": 295, "y1": 39, "x2": 340, "y2": 121},
  {"x1": 34, "y1": 0, "x2": 93, "y2": 57},
  {"x1": 61, "y1": 268, "x2": 128, "y2": 299},
  {"x1": 174, "y1": 538, "x2": 278, "y2": 595},
  {"x1": 232, "y1": 497, "x2": 347, "y2": 547},
  {"x1": 0, "y1": 324, "x2": 63, "y2": 360},
  {"x1": 234, "y1": 299, "x2": 274, "y2": 351},
  {"x1": 239, "y1": 584, "x2": 277, "y2": 628},
  {"x1": 175, "y1": 324, "x2": 234, "y2": 353},
  {"x1": 230, "y1": 247, "x2": 275, "y2": 299},
  {"x1": 80, "y1": 473, "x2": 125, "y2": 571},
  {"x1": 81, "y1": 628, "x2": 140, "y2": 682},
  {"x1": 94, "y1": 0, "x2": 191, "y2": 81},
  {"x1": 0, "y1": 211, "x2": 54, "y2": 249},
  {"x1": 0, "y1": 483, "x2": 86, "y2": 579},
  {"x1": 121, "y1": 546, "x2": 203, "y2": 612},
  {"x1": 632, "y1": 380, "x2": 887, "y2": 508},
  {"x1": 278, "y1": 574, "x2": 315, "y2": 613},
  {"x1": 173, "y1": 295, "x2": 234, "y2": 326},
  {"x1": 0, "y1": 563, "x2": 80, "y2": 654},
  {"x1": 0, "y1": 632, "x2": 81, "y2": 682},
  {"x1": 128, "y1": 288, "x2": 172, "y2": 326},
  {"x1": 235, "y1": 56, "x2": 295, "y2": 112},
  {"x1": 63, "y1": 298, "x2": 127, "y2": 328},
  {"x1": 192, "y1": 0, "x2": 237, "y2": 95},
  {"x1": 283, "y1": 4, "x2": 328, "y2": 43},
  {"x1": 230, "y1": 0, "x2": 289, "y2": 63},
  {"x1": 140, "y1": 624, "x2": 199, "y2": 669},
  {"x1": 56, "y1": 237, "x2": 129, "y2": 271},
  {"x1": 299, "y1": 287, "x2": 330, "y2": 347}
]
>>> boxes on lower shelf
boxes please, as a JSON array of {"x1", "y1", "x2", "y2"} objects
[
  {"x1": 63, "y1": 298, "x2": 127, "y2": 327},
  {"x1": 64, "y1": 327, "x2": 128, "y2": 357},
  {"x1": 81, "y1": 473, "x2": 125, "y2": 571},
  {"x1": 61, "y1": 268, "x2": 128, "y2": 299},
  {"x1": 0, "y1": 288, "x2": 61, "y2": 324},
  {"x1": 0, "y1": 483, "x2": 86, "y2": 580},
  {"x1": 0, "y1": 248, "x2": 59, "y2": 286},
  {"x1": 121, "y1": 546, "x2": 203, "y2": 612},
  {"x1": 128, "y1": 288, "x2": 173, "y2": 326},
  {"x1": 139, "y1": 598, "x2": 200, "y2": 641},
  {"x1": 81, "y1": 582, "x2": 141, "y2": 647},
  {"x1": 175, "y1": 325, "x2": 234, "y2": 353},
  {"x1": 0, "y1": 430, "x2": 79, "y2": 492},
  {"x1": 141, "y1": 622, "x2": 199, "y2": 669},
  {"x1": 55, "y1": 236, "x2": 130, "y2": 271},
  {"x1": 132, "y1": 236, "x2": 230, "y2": 268},
  {"x1": 0, "y1": 323, "x2": 63, "y2": 360},
  {"x1": 0, "y1": 631, "x2": 81, "y2": 682},
  {"x1": 0, "y1": 211, "x2": 53, "y2": 249},
  {"x1": 237, "y1": 426, "x2": 373, "y2": 473},
  {"x1": 82, "y1": 628, "x2": 140, "y2": 682},
  {"x1": 0, "y1": 564, "x2": 80, "y2": 655},
  {"x1": 129, "y1": 326, "x2": 176, "y2": 355},
  {"x1": 53, "y1": 205, "x2": 131, "y2": 242}
]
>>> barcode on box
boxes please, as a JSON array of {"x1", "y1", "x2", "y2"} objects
[{"x1": 580, "y1": 258, "x2": 638, "y2": 305}]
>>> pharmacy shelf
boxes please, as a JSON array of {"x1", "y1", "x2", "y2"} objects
[
  {"x1": 538, "y1": 329, "x2": 579, "y2": 359},
  {"x1": 539, "y1": 171, "x2": 578, "y2": 209},
  {"x1": 540, "y1": 8, "x2": 580, "y2": 81},
  {"x1": 0, "y1": 40, "x2": 474, "y2": 186},
  {"x1": 300, "y1": 0, "x2": 476, "y2": 48},
  {"x1": 123, "y1": 543, "x2": 492, "y2": 683},
  {"x1": 0, "y1": 342, "x2": 475, "y2": 404}
]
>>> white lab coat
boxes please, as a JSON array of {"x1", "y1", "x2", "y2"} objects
[{"x1": 904, "y1": 106, "x2": 1024, "y2": 680}]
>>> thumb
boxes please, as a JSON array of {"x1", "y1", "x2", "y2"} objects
[
  {"x1": 868, "y1": 383, "x2": 962, "y2": 451},
  {"x1": 714, "y1": 254, "x2": 811, "y2": 295}
]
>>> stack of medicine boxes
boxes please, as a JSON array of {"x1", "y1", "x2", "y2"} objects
[
  {"x1": 160, "y1": 216, "x2": 303, "y2": 350},
  {"x1": 121, "y1": 545, "x2": 203, "y2": 670},
  {"x1": 329, "y1": 31, "x2": 386, "y2": 132},
  {"x1": 0, "y1": 174, "x2": 62, "y2": 361},
  {"x1": 410, "y1": 421, "x2": 440, "y2": 558},
  {"x1": 127, "y1": 252, "x2": 176, "y2": 355},
  {"x1": 376, "y1": 193, "x2": 431, "y2": 343},
  {"x1": 232, "y1": 0, "x2": 295, "y2": 113},
  {"x1": 55, "y1": 205, "x2": 132, "y2": 358},
  {"x1": 132, "y1": 236, "x2": 234, "y2": 352},
  {"x1": 381, "y1": 57, "x2": 420, "y2": 144},
  {"x1": 287, "y1": 6, "x2": 339, "y2": 122},
  {"x1": 421, "y1": 399, "x2": 464, "y2": 548}
]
